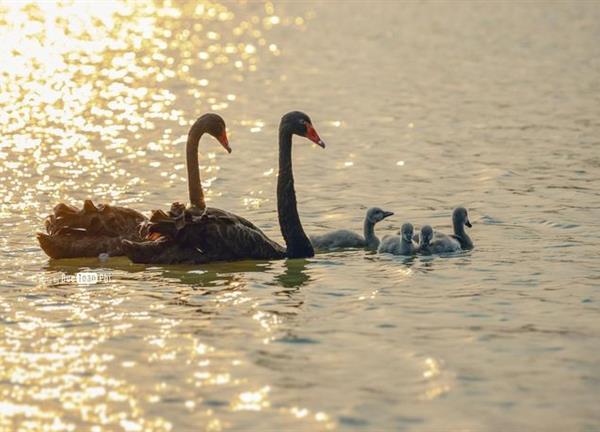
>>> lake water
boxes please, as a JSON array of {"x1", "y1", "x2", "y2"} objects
[{"x1": 1, "y1": 1, "x2": 599, "y2": 430}]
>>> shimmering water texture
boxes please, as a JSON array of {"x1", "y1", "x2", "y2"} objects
[{"x1": 1, "y1": 1, "x2": 600, "y2": 431}]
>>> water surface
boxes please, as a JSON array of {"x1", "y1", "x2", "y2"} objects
[{"x1": 1, "y1": 1, "x2": 599, "y2": 431}]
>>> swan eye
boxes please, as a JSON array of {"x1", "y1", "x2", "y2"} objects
[{"x1": 299, "y1": 119, "x2": 306, "y2": 125}]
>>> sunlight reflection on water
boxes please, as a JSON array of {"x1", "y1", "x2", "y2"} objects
[
  {"x1": 2, "y1": 0, "x2": 600, "y2": 431},
  {"x1": 0, "y1": 1, "x2": 330, "y2": 430}
]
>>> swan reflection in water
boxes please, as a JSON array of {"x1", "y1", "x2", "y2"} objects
[
  {"x1": 273, "y1": 259, "x2": 311, "y2": 290},
  {"x1": 42, "y1": 256, "x2": 311, "y2": 294}
]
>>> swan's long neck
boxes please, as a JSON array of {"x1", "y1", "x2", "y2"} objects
[
  {"x1": 363, "y1": 218, "x2": 378, "y2": 249},
  {"x1": 277, "y1": 127, "x2": 314, "y2": 258},
  {"x1": 187, "y1": 118, "x2": 206, "y2": 209},
  {"x1": 453, "y1": 220, "x2": 473, "y2": 249}
]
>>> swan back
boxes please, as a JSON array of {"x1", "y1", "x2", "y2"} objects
[
  {"x1": 310, "y1": 229, "x2": 365, "y2": 250},
  {"x1": 310, "y1": 207, "x2": 393, "y2": 251},
  {"x1": 430, "y1": 235, "x2": 462, "y2": 253}
]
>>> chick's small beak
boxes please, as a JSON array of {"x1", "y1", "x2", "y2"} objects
[
  {"x1": 465, "y1": 219, "x2": 472, "y2": 228},
  {"x1": 306, "y1": 123, "x2": 326, "y2": 148},
  {"x1": 218, "y1": 131, "x2": 232, "y2": 153}
]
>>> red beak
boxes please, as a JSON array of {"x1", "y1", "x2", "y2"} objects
[
  {"x1": 218, "y1": 130, "x2": 231, "y2": 153},
  {"x1": 305, "y1": 123, "x2": 326, "y2": 148}
]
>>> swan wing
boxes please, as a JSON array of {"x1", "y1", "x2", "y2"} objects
[
  {"x1": 125, "y1": 206, "x2": 285, "y2": 264},
  {"x1": 38, "y1": 200, "x2": 147, "y2": 259},
  {"x1": 191, "y1": 208, "x2": 286, "y2": 260}
]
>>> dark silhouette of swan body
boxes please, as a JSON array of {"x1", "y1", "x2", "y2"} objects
[
  {"x1": 122, "y1": 111, "x2": 326, "y2": 264},
  {"x1": 310, "y1": 207, "x2": 394, "y2": 251},
  {"x1": 122, "y1": 203, "x2": 287, "y2": 264}
]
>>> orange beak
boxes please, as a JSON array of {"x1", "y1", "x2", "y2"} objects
[
  {"x1": 305, "y1": 123, "x2": 326, "y2": 148},
  {"x1": 218, "y1": 130, "x2": 231, "y2": 153}
]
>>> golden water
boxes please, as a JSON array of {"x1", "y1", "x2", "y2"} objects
[{"x1": 1, "y1": 1, "x2": 599, "y2": 430}]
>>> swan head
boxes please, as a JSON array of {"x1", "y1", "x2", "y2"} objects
[
  {"x1": 400, "y1": 223, "x2": 414, "y2": 242},
  {"x1": 280, "y1": 111, "x2": 326, "y2": 148},
  {"x1": 198, "y1": 113, "x2": 230, "y2": 153},
  {"x1": 366, "y1": 207, "x2": 394, "y2": 224},
  {"x1": 453, "y1": 207, "x2": 472, "y2": 228},
  {"x1": 420, "y1": 225, "x2": 433, "y2": 245}
]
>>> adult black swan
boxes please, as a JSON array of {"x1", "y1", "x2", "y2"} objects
[
  {"x1": 36, "y1": 113, "x2": 232, "y2": 259},
  {"x1": 122, "y1": 111, "x2": 326, "y2": 264}
]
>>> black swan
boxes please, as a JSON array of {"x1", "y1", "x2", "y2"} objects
[
  {"x1": 121, "y1": 111, "x2": 326, "y2": 264},
  {"x1": 36, "y1": 113, "x2": 232, "y2": 260},
  {"x1": 378, "y1": 222, "x2": 417, "y2": 255},
  {"x1": 309, "y1": 207, "x2": 394, "y2": 251},
  {"x1": 429, "y1": 207, "x2": 473, "y2": 253}
]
